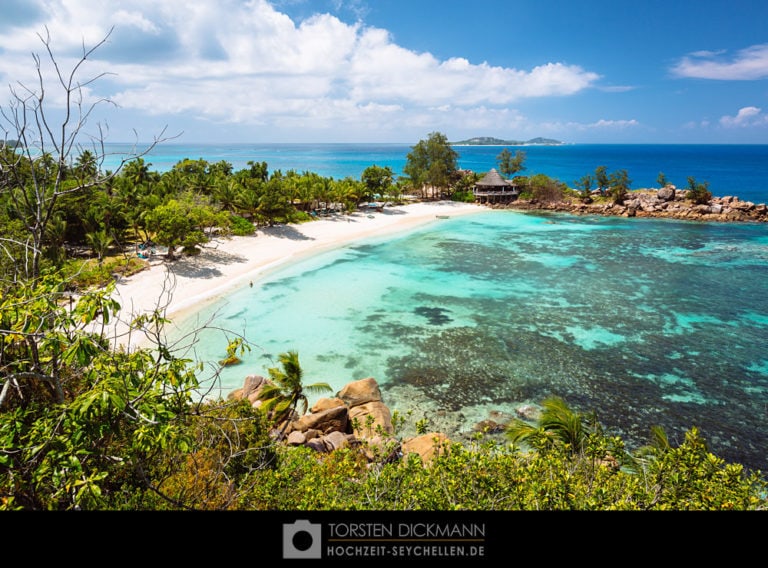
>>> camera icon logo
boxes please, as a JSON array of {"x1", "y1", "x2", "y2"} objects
[{"x1": 283, "y1": 520, "x2": 322, "y2": 559}]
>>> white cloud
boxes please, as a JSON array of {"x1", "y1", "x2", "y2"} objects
[
  {"x1": 720, "y1": 106, "x2": 768, "y2": 127},
  {"x1": 0, "y1": 0, "x2": 600, "y2": 140},
  {"x1": 671, "y1": 44, "x2": 768, "y2": 80},
  {"x1": 112, "y1": 9, "x2": 161, "y2": 34},
  {"x1": 590, "y1": 119, "x2": 639, "y2": 128},
  {"x1": 599, "y1": 85, "x2": 635, "y2": 93},
  {"x1": 527, "y1": 118, "x2": 640, "y2": 137},
  {"x1": 682, "y1": 119, "x2": 711, "y2": 130},
  {"x1": 557, "y1": 119, "x2": 640, "y2": 131}
]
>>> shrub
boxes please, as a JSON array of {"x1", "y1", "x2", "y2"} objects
[
  {"x1": 686, "y1": 176, "x2": 712, "y2": 204},
  {"x1": 230, "y1": 214, "x2": 255, "y2": 236},
  {"x1": 451, "y1": 190, "x2": 476, "y2": 202}
]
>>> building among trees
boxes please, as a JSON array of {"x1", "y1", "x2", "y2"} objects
[{"x1": 473, "y1": 168, "x2": 519, "y2": 204}]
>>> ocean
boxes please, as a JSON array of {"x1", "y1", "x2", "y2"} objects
[{"x1": 115, "y1": 142, "x2": 768, "y2": 473}]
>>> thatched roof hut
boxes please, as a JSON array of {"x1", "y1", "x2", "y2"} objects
[
  {"x1": 474, "y1": 168, "x2": 519, "y2": 203},
  {"x1": 476, "y1": 168, "x2": 509, "y2": 189}
]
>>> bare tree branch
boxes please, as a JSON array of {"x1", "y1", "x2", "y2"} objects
[{"x1": 1, "y1": 26, "x2": 176, "y2": 280}]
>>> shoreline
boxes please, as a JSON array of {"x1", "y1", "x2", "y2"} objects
[
  {"x1": 109, "y1": 200, "x2": 484, "y2": 351},
  {"x1": 105, "y1": 190, "x2": 766, "y2": 352}
]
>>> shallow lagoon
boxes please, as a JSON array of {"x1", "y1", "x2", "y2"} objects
[{"x1": 172, "y1": 209, "x2": 768, "y2": 473}]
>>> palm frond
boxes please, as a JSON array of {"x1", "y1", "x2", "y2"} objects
[
  {"x1": 649, "y1": 424, "x2": 671, "y2": 452},
  {"x1": 508, "y1": 397, "x2": 590, "y2": 454},
  {"x1": 303, "y1": 382, "x2": 333, "y2": 396},
  {"x1": 506, "y1": 418, "x2": 541, "y2": 444}
]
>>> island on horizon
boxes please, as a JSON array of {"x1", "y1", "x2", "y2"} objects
[{"x1": 451, "y1": 136, "x2": 564, "y2": 146}]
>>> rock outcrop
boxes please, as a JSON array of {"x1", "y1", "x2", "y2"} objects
[
  {"x1": 228, "y1": 376, "x2": 447, "y2": 464},
  {"x1": 401, "y1": 432, "x2": 451, "y2": 465},
  {"x1": 494, "y1": 188, "x2": 768, "y2": 223}
]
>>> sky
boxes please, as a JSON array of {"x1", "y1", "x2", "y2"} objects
[{"x1": 1, "y1": 0, "x2": 767, "y2": 145}]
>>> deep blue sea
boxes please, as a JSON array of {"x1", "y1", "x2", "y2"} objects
[
  {"x1": 117, "y1": 142, "x2": 768, "y2": 473},
  {"x1": 103, "y1": 142, "x2": 768, "y2": 204}
]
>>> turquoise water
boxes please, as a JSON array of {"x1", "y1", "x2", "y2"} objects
[
  {"x1": 103, "y1": 142, "x2": 768, "y2": 205},
  {"x1": 171, "y1": 210, "x2": 768, "y2": 473}
]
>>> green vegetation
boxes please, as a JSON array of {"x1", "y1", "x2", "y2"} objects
[
  {"x1": 686, "y1": 176, "x2": 713, "y2": 204},
  {"x1": 240, "y1": 422, "x2": 766, "y2": 511},
  {"x1": 607, "y1": 169, "x2": 631, "y2": 204},
  {"x1": 229, "y1": 214, "x2": 256, "y2": 236},
  {"x1": 572, "y1": 165, "x2": 637, "y2": 204},
  {"x1": 361, "y1": 164, "x2": 395, "y2": 202},
  {"x1": 258, "y1": 350, "x2": 333, "y2": 428},
  {"x1": 517, "y1": 173, "x2": 569, "y2": 202},
  {"x1": 1, "y1": 30, "x2": 764, "y2": 511},
  {"x1": 496, "y1": 148, "x2": 527, "y2": 178},
  {"x1": 403, "y1": 131, "x2": 460, "y2": 199}
]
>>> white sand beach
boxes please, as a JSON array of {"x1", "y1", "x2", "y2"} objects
[{"x1": 109, "y1": 200, "x2": 483, "y2": 351}]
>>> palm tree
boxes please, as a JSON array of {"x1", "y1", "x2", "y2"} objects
[
  {"x1": 73, "y1": 149, "x2": 98, "y2": 181},
  {"x1": 233, "y1": 181, "x2": 261, "y2": 221},
  {"x1": 506, "y1": 396, "x2": 599, "y2": 455},
  {"x1": 257, "y1": 350, "x2": 332, "y2": 431},
  {"x1": 334, "y1": 177, "x2": 362, "y2": 212},
  {"x1": 121, "y1": 157, "x2": 152, "y2": 186},
  {"x1": 623, "y1": 424, "x2": 673, "y2": 474},
  {"x1": 212, "y1": 178, "x2": 241, "y2": 212},
  {"x1": 86, "y1": 229, "x2": 114, "y2": 265},
  {"x1": 44, "y1": 214, "x2": 68, "y2": 266}
]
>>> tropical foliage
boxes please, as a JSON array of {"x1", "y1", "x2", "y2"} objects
[
  {"x1": 496, "y1": 148, "x2": 527, "y2": 177},
  {"x1": 403, "y1": 131, "x2": 460, "y2": 199},
  {"x1": 686, "y1": 176, "x2": 713, "y2": 204},
  {"x1": 258, "y1": 350, "x2": 332, "y2": 428}
]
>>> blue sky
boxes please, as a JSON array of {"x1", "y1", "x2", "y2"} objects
[{"x1": 1, "y1": 0, "x2": 767, "y2": 144}]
